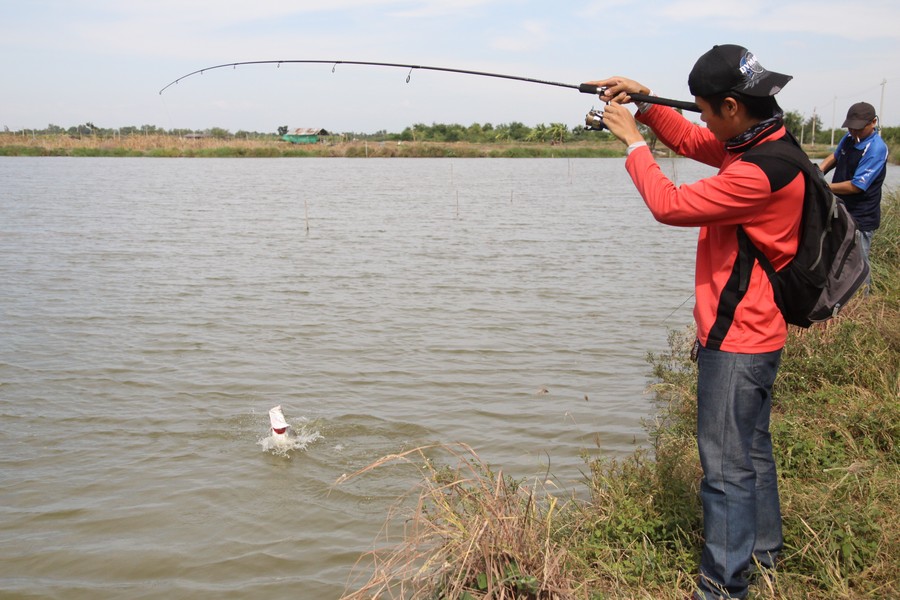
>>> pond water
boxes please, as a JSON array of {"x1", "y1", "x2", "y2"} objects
[{"x1": 1, "y1": 156, "x2": 895, "y2": 598}]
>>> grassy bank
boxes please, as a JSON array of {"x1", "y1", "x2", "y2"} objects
[
  {"x1": 0, "y1": 133, "x2": 623, "y2": 158},
  {"x1": 2, "y1": 132, "x2": 895, "y2": 162},
  {"x1": 339, "y1": 192, "x2": 899, "y2": 599}
]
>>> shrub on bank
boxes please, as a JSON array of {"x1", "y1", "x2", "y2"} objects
[{"x1": 340, "y1": 192, "x2": 899, "y2": 599}]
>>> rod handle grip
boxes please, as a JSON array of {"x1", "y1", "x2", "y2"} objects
[
  {"x1": 632, "y1": 94, "x2": 700, "y2": 113},
  {"x1": 578, "y1": 84, "x2": 700, "y2": 113}
]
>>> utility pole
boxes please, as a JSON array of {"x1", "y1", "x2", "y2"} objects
[
  {"x1": 812, "y1": 107, "x2": 817, "y2": 145},
  {"x1": 879, "y1": 79, "x2": 887, "y2": 126},
  {"x1": 831, "y1": 96, "x2": 837, "y2": 146}
]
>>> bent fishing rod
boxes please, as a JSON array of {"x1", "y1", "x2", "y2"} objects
[{"x1": 158, "y1": 60, "x2": 700, "y2": 127}]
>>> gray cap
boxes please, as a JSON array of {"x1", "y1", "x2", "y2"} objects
[{"x1": 842, "y1": 102, "x2": 876, "y2": 129}]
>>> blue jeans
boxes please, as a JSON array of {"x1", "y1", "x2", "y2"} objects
[{"x1": 694, "y1": 345, "x2": 783, "y2": 599}]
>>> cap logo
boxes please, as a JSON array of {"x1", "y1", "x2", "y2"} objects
[
  {"x1": 736, "y1": 51, "x2": 769, "y2": 92},
  {"x1": 739, "y1": 51, "x2": 764, "y2": 76}
]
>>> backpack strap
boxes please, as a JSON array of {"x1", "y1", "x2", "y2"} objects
[
  {"x1": 706, "y1": 135, "x2": 806, "y2": 348},
  {"x1": 737, "y1": 225, "x2": 787, "y2": 315},
  {"x1": 738, "y1": 226, "x2": 776, "y2": 279}
]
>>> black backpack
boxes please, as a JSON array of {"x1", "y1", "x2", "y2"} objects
[{"x1": 739, "y1": 138, "x2": 869, "y2": 328}]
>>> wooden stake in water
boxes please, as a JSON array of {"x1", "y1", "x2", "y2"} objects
[{"x1": 304, "y1": 198, "x2": 310, "y2": 233}]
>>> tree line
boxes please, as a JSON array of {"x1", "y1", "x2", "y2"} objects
[
  {"x1": 6, "y1": 114, "x2": 900, "y2": 148},
  {"x1": 5, "y1": 123, "x2": 268, "y2": 140}
]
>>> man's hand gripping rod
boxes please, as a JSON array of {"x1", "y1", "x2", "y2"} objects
[{"x1": 577, "y1": 84, "x2": 700, "y2": 131}]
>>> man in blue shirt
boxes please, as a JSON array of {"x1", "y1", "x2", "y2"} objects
[{"x1": 820, "y1": 101, "x2": 888, "y2": 280}]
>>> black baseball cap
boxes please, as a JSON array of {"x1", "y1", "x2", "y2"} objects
[
  {"x1": 688, "y1": 44, "x2": 792, "y2": 98},
  {"x1": 842, "y1": 102, "x2": 876, "y2": 129}
]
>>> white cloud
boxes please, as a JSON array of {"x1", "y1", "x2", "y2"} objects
[
  {"x1": 490, "y1": 20, "x2": 552, "y2": 52},
  {"x1": 576, "y1": 0, "x2": 633, "y2": 18},
  {"x1": 87, "y1": 0, "x2": 504, "y2": 26},
  {"x1": 99, "y1": 0, "x2": 397, "y2": 24},
  {"x1": 655, "y1": 0, "x2": 900, "y2": 40},
  {"x1": 389, "y1": 0, "x2": 499, "y2": 18}
]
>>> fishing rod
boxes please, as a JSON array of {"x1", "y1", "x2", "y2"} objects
[{"x1": 158, "y1": 60, "x2": 700, "y2": 128}]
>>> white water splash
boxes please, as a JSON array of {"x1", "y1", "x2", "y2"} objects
[{"x1": 258, "y1": 418, "x2": 323, "y2": 457}]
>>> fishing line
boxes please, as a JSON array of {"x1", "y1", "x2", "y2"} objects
[
  {"x1": 663, "y1": 293, "x2": 695, "y2": 324},
  {"x1": 158, "y1": 59, "x2": 700, "y2": 113}
]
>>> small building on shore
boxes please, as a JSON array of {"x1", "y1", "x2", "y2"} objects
[{"x1": 282, "y1": 128, "x2": 329, "y2": 144}]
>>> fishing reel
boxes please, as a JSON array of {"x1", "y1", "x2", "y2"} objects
[{"x1": 584, "y1": 107, "x2": 607, "y2": 131}]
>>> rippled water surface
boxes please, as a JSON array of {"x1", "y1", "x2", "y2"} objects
[{"x1": 3, "y1": 157, "x2": 893, "y2": 598}]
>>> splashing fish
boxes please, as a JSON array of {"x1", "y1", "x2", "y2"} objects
[{"x1": 258, "y1": 405, "x2": 323, "y2": 456}]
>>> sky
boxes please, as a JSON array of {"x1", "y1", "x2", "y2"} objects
[{"x1": 3, "y1": 0, "x2": 900, "y2": 135}]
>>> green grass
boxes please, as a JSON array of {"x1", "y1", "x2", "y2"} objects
[
  {"x1": 339, "y1": 192, "x2": 900, "y2": 599},
  {"x1": 0, "y1": 140, "x2": 626, "y2": 158},
  {"x1": 0, "y1": 145, "x2": 47, "y2": 156}
]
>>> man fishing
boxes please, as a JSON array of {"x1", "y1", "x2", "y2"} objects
[
  {"x1": 586, "y1": 44, "x2": 801, "y2": 599},
  {"x1": 819, "y1": 101, "x2": 888, "y2": 287}
]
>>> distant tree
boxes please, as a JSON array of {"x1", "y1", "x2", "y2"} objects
[
  {"x1": 804, "y1": 115, "x2": 824, "y2": 144},
  {"x1": 277, "y1": 125, "x2": 288, "y2": 136},
  {"x1": 507, "y1": 121, "x2": 529, "y2": 141},
  {"x1": 783, "y1": 110, "x2": 803, "y2": 140},
  {"x1": 443, "y1": 124, "x2": 464, "y2": 142},
  {"x1": 68, "y1": 124, "x2": 94, "y2": 137},
  {"x1": 549, "y1": 123, "x2": 569, "y2": 144},
  {"x1": 526, "y1": 123, "x2": 548, "y2": 142},
  {"x1": 208, "y1": 127, "x2": 231, "y2": 139}
]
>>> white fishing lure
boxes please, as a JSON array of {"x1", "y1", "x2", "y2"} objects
[{"x1": 268, "y1": 405, "x2": 290, "y2": 444}]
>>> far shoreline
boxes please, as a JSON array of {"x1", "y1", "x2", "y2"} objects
[
  {"x1": 0, "y1": 135, "x2": 623, "y2": 159},
  {"x1": 0, "y1": 133, "x2": 837, "y2": 160}
]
